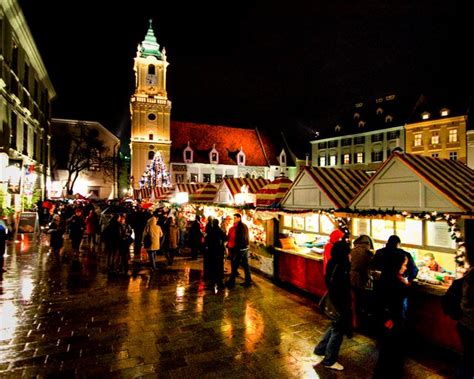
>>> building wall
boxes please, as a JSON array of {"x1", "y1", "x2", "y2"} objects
[
  {"x1": 130, "y1": 49, "x2": 171, "y2": 185},
  {"x1": 467, "y1": 130, "x2": 474, "y2": 169},
  {"x1": 405, "y1": 115, "x2": 467, "y2": 163},
  {"x1": 311, "y1": 126, "x2": 404, "y2": 171},
  {"x1": 0, "y1": 0, "x2": 55, "y2": 205},
  {"x1": 50, "y1": 119, "x2": 119, "y2": 199}
]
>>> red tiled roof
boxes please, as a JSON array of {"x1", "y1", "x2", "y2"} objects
[
  {"x1": 170, "y1": 121, "x2": 271, "y2": 166},
  {"x1": 256, "y1": 177, "x2": 293, "y2": 207}
]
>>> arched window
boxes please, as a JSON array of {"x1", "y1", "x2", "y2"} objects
[
  {"x1": 148, "y1": 64, "x2": 155, "y2": 75},
  {"x1": 148, "y1": 151, "x2": 155, "y2": 160},
  {"x1": 149, "y1": 133, "x2": 153, "y2": 140}
]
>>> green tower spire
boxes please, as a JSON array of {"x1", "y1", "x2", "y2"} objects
[{"x1": 139, "y1": 19, "x2": 162, "y2": 59}]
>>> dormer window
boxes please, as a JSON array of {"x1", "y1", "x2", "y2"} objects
[
  {"x1": 354, "y1": 112, "x2": 360, "y2": 119},
  {"x1": 376, "y1": 107, "x2": 383, "y2": 115},
  {"x1": 335, "y1": 124, "x2": 341, "y2": 132},
  {"x1": 422, "y1": 112, "x2": 430, "y2": 120},
  {"x1": 279, "y1": 150, "x2": 287, "y2": 166},
  {"x1": 440, "y1": 108, "x2": 450, "y2": 117},
  {"x1": 385, "y1": 115, "x2": 393, "y2": 123},
  {"x1": 209, "y1": 144, "x2": 219, "y2": 164},
  {"x1": 237, "y1": 147, "x2": 246, "y2": 166},
  {"x1": 183, "y1": 142, "x2": 193, "y2": 163},
  {"x1": 358, "y1": 120, "x2": 366, "y2": 128}
]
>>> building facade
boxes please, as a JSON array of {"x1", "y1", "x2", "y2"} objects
[
  {"x1": 0, "y1": 0, "x2": 55, "y2": 208},
  {"x1": 130, "y1": 20, "x2": 171, "y2": 187},
  {"x1": 310, "y1": 94, "x2": 411, "y2": 172},
  {"x1": 130, "y1": 22, "x2": 298, "y2": 189},
  {"x1": 50, "y1": 119, "x2": 120, "y2": 199},
  {"x1": 405, "y1": 95, "x2": 469, "y2": 163}
]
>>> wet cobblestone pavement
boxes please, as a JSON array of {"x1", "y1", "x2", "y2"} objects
[{"x1": 0, "y1": 235, "x2": 458, "y2": 378}]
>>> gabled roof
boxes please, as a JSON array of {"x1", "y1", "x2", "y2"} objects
[
  {"x1": 256, "y1": 177, "x2": 293, "y2": 207},
  {"x1": 406, "y1": 94, "x2": 471, "y2": 124},
  {"x1": 170, "y1": 121, "x2": 285, "y2": 166},
  {"x1": 355, "y1": 152, "x2": 473, "y2": 212},
  {"x1": 189, "y1": 183, "x2": 219, "y2": 203},
  {"x1": 305, "y1": 167, "x2": 371, "y2": 208},
  {"x1": 314, "y1": 93, "x2": 417, "y2": 140},
  {"x1": 220, "y1": 178, "x2": 270, "y2": 199}
]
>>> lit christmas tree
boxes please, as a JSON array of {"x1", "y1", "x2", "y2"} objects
[{"x1": 139, "y1": 151, "x2": 171, "y2": 188}]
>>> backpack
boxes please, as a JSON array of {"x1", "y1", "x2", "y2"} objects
[{"x1": 442, "y1": 277, "x2": 464, "y2": 320}]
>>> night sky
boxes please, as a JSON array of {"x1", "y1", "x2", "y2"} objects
[{"x1": 19, "y1": 0, "x2": 467, "y2": 148}]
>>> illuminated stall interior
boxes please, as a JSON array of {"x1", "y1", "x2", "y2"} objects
[{"x1": 349, "y1": 152, "x2": 473, "y2": 283}]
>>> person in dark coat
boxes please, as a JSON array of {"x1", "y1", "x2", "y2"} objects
[
  {"x1": 47, "y1": 214, "x2": 66, "y2": 258},
  {"x1": 67, "y1": 208, "x2": 86, "y2": 256},
  {"x1": 103, "y1": 214, "x2": 121, "y2": 271},
  {"x1": 205, "y1": 219, "x2": 226, "y2": 289},
  {"x1": 188, "y1": 216, "x2": 203, "y2": 260},
  {"x1": 313, "y1": 238, "x2": 353, "y2": 371},
  {"x1": 373, "y1": 253, "x2": 411, "y2": 378},
  {"x1": 456, "y1": 244, "x2": 474, "y2": 379},
  {"x1": 0, "y1": 218, "x2": 7, "y2": 273},
  {"x1": 117, "y1": 214, "x2": 133, "y2": 274},
  {"x1": 163, "y1": 217, "x2": 178, "y2": 266}
]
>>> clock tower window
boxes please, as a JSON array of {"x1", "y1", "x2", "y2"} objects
[
  {"x1": 148, "y1": 64, "x2": 156, "y2": 75},
  {"x1": 148, "y1": 151, "x2": 155, "y2": 160},
  {"x1": 149, "y1": 133, "x2": 154, "y2": 140}
]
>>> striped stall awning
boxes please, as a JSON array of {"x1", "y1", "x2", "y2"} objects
[
  {"x1": 189, "y1": 183, "x2": 219, "y2": 203},
  {"x1": 223, "y1": 178, "x2": 270, "y2": 198},
  {"x1": 256, "y1": 177, "x2": 293, "y2": 207},
  {"x1": 395, "y1": 152, "x2": 474, "y2": 211},
  {"x1": 141, "y1": 187, "x2": 152, "y2": 199},
  {"x1": 176, "y1": 183, "x2": 205, "y2": 194},
  {"x1": 153, "y1": 186, "x2": 175, "y2": 200},
  {"x1": 306, "y1": 167, "x2": 371, "y2": 208}
]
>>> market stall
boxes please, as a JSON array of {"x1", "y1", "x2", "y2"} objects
[
  {"x1": 347, "y1": 152, "x2": 474, "y2": 351},
  {"x1": 276, "y1": 166, "x2": 371, "y2": 296}
]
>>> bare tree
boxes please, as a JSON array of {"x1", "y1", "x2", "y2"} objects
[{"x1": 52, "y1": 123, "x2": 115, "y2": 196}]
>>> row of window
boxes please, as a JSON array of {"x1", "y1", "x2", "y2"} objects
[
  {"x1": 318, "y1": 150, "x2": 390, "y2": 166},
  {"x1": 9, "y1": 111, "x2": 47, "y2": 165},
  {"x1": 431, "y1": 152, "x2": 458, "y2": 160},
  {"x1": 318, "y1": 131, "x2": 400, "y2": 149},
  {"x1": 413, "y1": 129, "x2": 458, "y2": 147}
]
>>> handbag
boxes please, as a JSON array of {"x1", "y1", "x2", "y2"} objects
[
  {"x1": 319, "y1": 291, "x2": 341, "y2": 321},
  {"x1": 318, "y1": 263, "x2": 341, "y2": 321}
]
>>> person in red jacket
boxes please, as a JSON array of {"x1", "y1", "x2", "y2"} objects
[{"x1": 323, "y1": 229, "x2": 345, "y2": 275}]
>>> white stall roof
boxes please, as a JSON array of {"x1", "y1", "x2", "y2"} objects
[{"x1": 349, "y1": 152, "x2": 474, "y2": 213}]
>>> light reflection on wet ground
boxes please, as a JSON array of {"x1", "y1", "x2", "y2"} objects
[{"x1": 0, "y1": 237, "x2": 458, "y2": 378}]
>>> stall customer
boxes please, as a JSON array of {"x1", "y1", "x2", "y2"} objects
[
  {"x1": 350, "y1": 234, "x2": 375, "y2": 328},
  {"x1": 373, "y1": 253, "x2": 410, "y2": 378},
  {"x1": 456, "y1": 244, "x2": 474, "y2": 379},
  {"x1": 313, "y1": 238, "x2": 353, "y2": 371},
  {"x1": 323, "y1": 229, "x2": 345, "y2": 275}
]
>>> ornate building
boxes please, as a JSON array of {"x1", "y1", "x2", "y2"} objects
[
  {"x1": 130, "y1": 22, "x2": 298, "y2": 190},
  {"x1": 405, "y1": 94, "x2": 470, "y2": 164},
  {"x1": 310, "y1": 94, "x2": 413, "y2": 172},
  {"x1": 130, "y1": 20, "x2": 171, "y2": 188},
  {"x1": 0, "y1": 0, "x2": 55, "y2": 205}
]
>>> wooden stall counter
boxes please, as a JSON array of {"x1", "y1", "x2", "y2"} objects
[
  {"x1": 408, "y1": 281, "x2": 461, "y2": 353},
  {"x1": 275, "y1": 247, "x2": 327, "y2": 297}
]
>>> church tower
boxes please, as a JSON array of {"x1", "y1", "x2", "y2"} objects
[{"x1": 130, "y1": 20, "x2": 171, "y2": 188}]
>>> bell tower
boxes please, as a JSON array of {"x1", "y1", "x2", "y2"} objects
[{"x1": 130, "y1": 20, "x2": 171, "y2": 188}]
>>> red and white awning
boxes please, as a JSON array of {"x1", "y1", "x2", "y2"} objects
[
  {"x1": 256, "y1": 177, "x2": 293, "y2": 207},
  {"x1": 189, "y1": 183, "x2": 219, "y2": 203}
]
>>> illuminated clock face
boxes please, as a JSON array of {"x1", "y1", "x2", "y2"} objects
[{"x1": 146, "y1": 74, "x2": 157, "y2": 85}]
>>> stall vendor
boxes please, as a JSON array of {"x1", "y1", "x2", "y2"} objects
[{"x1": 423, "y1": 252, "x2": 441, "y2": 272}]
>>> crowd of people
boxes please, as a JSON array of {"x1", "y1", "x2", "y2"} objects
[
  {"x1": 313, "y1": 230, "x2": 473, "y2": 378},
  {"x1": 0, "y1": 199, "x2": 254, "y2": 290}
]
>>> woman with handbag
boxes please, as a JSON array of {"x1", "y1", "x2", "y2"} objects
[{"x1": 313, "y1": 237, "x2": 352, "y2": 371}]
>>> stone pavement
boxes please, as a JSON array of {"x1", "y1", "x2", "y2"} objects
[{"x1": 0, "y1": 235, "x2": 459, "y2": 378}]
